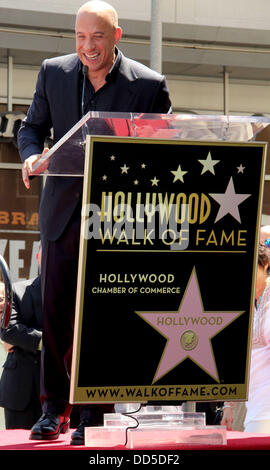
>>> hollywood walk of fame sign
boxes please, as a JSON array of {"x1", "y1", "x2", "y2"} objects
[{"x1": 70, "y1": 136, "x2": 266, "y2": 404}]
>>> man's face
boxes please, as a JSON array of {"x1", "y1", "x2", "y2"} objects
[{"x1": 75, "y1": 11, "x2": 122, "y2": 77}]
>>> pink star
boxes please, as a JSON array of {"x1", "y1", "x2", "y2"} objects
[
  {"x1": 136, "y1": 268, "x2": 243, "y2": 383},
  {"x1": 209, "y1": 177, "x2": 251, "y2": 223}
]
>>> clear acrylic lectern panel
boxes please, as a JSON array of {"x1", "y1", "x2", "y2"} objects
[{"x1": 30, "y1": 112, "x2": 270, "y2": 176}]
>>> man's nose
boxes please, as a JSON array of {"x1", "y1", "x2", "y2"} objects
[{"x1": 84, "y1": 37, "x2": 95, "y2": 50}]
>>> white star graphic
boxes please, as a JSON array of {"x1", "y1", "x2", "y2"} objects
[
  {"x1": 151, "y1": 176, "x2": 159, "y2": 186},
  {"x1": 102, "y1": 175, "x2": 107, "y2": 181},
  {"x1": 110, "y1": 155, "x2": 116, "y2": 161},
  {"x1": 237, "y1": 164, "x2": 245, "y2": 174},
  {"x1": 171, "y1": 165, "x2": 188, "y2": 183},
  {"x1": 120, "y1": 164, "x2": 129, "y2": 174},
  {"x1": 198, "y1": 151, "x2": 220, "y2": 175},
  {"x1": 209, "y1": 177, "x2": 251, "y2": 223}
]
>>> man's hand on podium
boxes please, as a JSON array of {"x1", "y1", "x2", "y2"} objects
[{"x1": 22, "y1": 148, "x2": 50, "y2": 189}]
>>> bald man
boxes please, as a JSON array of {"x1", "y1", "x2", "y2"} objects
[{"x1": 18, "y1": 1, "x2": 172, "y2": 444}]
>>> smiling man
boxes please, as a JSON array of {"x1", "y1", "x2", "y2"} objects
[
  {"x1": 75, "y1": 2, "x2": 122, "y2": 91},
  {"x1": 18, "y1": 0, "x2": 172, "y2": 445}
]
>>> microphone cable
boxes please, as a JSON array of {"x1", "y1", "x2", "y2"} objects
[
  {"x1": 81, "y1": 64, "x2": 88, "y2": 118},
  {"x1": 81, "y1": 65, "x2": 89, "y2": 147},
  {"x1": 122, "y1": 404, "x2": 143, "y2": 447}
]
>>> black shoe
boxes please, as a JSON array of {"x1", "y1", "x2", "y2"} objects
[
  {"x1": 70, "y1": 419, "x2": 87, "y2": 445},
  {"x1": 29, "y1": 412, "x2": 70, "y2": 440},
  {"x1": 70, "y1": 405, "x2": 114, "y2": 445},
  {"x1": 70, "y1": 409, "x2": 103, "y2": 445}
]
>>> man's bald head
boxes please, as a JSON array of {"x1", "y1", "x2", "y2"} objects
[
  {"x1": 76, "y1": 1, "x2": 119, "y2": 29},
  {"x1": 75, "y1": 0, "x2": 122, "y2": 84}
]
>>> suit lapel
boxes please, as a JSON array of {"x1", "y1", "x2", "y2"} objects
[
  {"x1": 109, "y1": 53, "x2": 138, "y2": 112},
  {"x1": 61, "y1": 55, "x2": 81, "y2": 125}
]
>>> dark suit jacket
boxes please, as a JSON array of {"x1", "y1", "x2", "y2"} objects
[
  {"x1": 17, "y1": 50, "x2": 172, "y2": 241},
  {"x1": 0, "y1": 276, "x2": 42, "y2": 411}
]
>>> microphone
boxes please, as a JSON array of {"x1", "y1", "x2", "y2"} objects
[{"x1": 81, "y1": 65, "x2": 88, "y2": 118}]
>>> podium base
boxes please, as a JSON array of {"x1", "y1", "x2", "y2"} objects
[{"x1": 84, "y1": 405, "x2": 227, "y2": 448}]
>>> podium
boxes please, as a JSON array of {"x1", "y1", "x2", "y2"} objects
[{"x1": 31, "y1": 112, "x2": 268, "y2": 448}]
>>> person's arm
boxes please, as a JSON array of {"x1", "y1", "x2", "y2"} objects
[
  {"x1": 21, "y1": 148, "x2": 50, "y2": 189},
  {"x1": 17, "y1": 60, "x2": 52, "y2": 188},
  {"x1": 150, "y1": 75, "x2": 172, "y2": 114},
  {"x1": 1, "y1": 341, "x2": 14, "y2": 353},
  {"x1": 220, "y1": 402, "x2": 235, "y2": 430},
  {"x1": 0, "y1": 287, "x2": 42, "y2": 353}
]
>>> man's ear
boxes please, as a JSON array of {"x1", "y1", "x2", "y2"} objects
[{"x1": 115, "y1": 26, "x2": 123, "y2": 45}]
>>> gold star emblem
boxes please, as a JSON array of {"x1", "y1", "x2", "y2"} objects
[
  {"x1": 198, "y1": 151, "x2": 220, "y2": 175},
  {"x1": 171, "y1": 165, "x2": 187, "y2": 183},
  {"x1": 120, "y1": 164, "x2": 129, "y2": 174},
  {"x1": 151, "y1": 176, "x2": 159, "y2": 186}
]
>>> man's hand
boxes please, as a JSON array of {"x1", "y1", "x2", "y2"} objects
[
  {"x1": 2, "y1": 342, "x2": 14, "y2": 353},
  {"x1": 220, "y1": 406, "x2": 234, "y2": 430},
  {"x1": 22, "y1": 148, "x2": 50, "y2": 189}
]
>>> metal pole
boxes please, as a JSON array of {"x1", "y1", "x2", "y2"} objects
[
  {"x1": 223, "y1": 66, "x2": 229, "y2": 115},
  {"x1": 150, "y1": 0, "x2": 162, "y2": 73},
  {"x1": 7, "y1": 53, "x2": 13, "y2": 112}
]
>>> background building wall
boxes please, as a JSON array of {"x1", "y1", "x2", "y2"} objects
[{"x1": 1, "y1": 0, "x2": 270, "y2": 114}]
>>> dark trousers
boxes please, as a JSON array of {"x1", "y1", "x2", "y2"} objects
[
  {"x1": 40, "y1": 203, "x2": 113, "y2": 420},
  {"x1": 40, "y1": 202, "x2": 81, "y2": 414},
  {"x1": 5, "y1": 390, "x2": 42, "y2": 429}
]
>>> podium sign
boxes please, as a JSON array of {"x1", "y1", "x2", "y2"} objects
[{"x1": 70, "y1": 136, "x2": 266, "y2": 404}]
